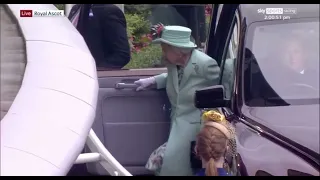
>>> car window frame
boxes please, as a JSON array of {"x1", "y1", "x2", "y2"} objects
[{"x1": 219, "y1": 10, "x2": 240, "y2": 93}]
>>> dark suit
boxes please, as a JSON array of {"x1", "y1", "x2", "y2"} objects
[{"x1": 68, "y1": 4, "x2": 131, "y2": 69}]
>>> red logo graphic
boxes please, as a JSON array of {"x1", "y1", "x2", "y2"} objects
[{"x1": 20, "y1": 10, "x2": 33, "y2": 17}]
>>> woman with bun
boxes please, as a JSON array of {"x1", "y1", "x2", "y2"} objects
[{"x1": 194, "y1": 110, "x2": 237, "y2": 176}]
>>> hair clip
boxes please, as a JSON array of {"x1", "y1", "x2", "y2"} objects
[{"x1": 201, "y1": 110, "x2": 226, "y2": 122}]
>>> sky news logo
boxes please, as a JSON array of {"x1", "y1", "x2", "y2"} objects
[{"x1": 20, "y1": 10, "x2": 65, "y2": 17}]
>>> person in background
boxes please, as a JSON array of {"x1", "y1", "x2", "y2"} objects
[
  {"x1": 68, "y1": 4, "x2": 131, "y2": 69},
  {"x1": 194, "y1": 110, "x2": 236, "y2": 176},
  {"x1": 282, "y1": 38, "x2": 310, "y2": 75},
  {"x1": 136, "y1": 24, "x2": 220, "y2": 176},
  {"x1": 280, "y1": 37, "x2": 319, "y2": 89},
  {"x1": 282, "y1": 37, "x2": 315, "y2": 75}
]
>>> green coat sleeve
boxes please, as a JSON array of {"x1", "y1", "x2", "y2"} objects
[
  {"x1": 154, "y1": 73, "x2": 168, "y2": 89},
  {"x1": 204, "y1": 58, "x2": 220, "y2": 84}
]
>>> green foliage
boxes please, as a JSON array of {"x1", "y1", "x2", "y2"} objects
[
  {"x1": 125, "y1": 44, "x2": 162, "y2": 69},
  {"x1": 125, "y1": 5, "x2": 163, "y2": 68},
  {"x1": 124, "y1": 4, "x2": 152, "y2": 19},
  {"x1": 125, "y1": 13, "x2": 150, "y2": 39},
  {"x1": 54, "y1": 4, "x2": 64, "y2": 10}
]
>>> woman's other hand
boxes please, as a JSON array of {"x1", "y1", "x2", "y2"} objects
[{"x1": 134, "y1": 77, "x2": 156, "y2": 91}]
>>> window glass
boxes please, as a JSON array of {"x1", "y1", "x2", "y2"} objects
[
  {"x1": 221, "y1": 19, "x2": 238, "y2": 99},
  {"x1": 245, "y1": 20, "x2": 319, "y2": 106},
  {"x1": 243, "y1": 19, "x2": 319, "y2": 153}
]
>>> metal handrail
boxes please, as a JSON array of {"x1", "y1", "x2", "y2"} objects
[{"x1": 75, "y1": 129, "x2": 132, "y2": 176}]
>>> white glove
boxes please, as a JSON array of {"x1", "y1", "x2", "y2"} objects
[{"x1": 134, "y1": 77, "x2": 156, "y2": 91}]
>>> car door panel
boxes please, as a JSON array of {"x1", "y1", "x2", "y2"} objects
[
  {"x1": 235, "y1": 122, "x2": 319, "y2": 176},
  {"x1": 87, "y1": 73, "x2": 171, "y2": 175}
]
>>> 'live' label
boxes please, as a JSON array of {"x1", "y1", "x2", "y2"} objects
[{"x1": 20, "y1": 10, "x2": 33, "y2": 17}]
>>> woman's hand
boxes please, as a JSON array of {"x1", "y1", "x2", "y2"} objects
[{"x1": 134, "y1": 77, "x2": 156, "y2": 91}]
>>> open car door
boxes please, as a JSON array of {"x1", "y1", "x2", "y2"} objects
[{"x1": 86, "y1": 71, "x2": 171, "y2": 176}]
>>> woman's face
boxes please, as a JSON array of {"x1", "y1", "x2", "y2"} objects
[
  {"x1": 161, "y1": 43, "x2": 182, "y2": 65},
  {"x1": 283, "y1": 40, "x2": 305, "y2": 72}
]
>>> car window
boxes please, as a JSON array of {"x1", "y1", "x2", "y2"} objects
[
  {"x1": 243, "y1": 19, "x2": 319, "y2": 153},
  {"x1": 244, "y1": 19, "x2": 319, "y2": 106},
  {"x1": 221, "y1": 13, "x2": 239, "y2": 99},
  {"x1": 70, "y1": 4, "x2": 212, "y2": 69}
]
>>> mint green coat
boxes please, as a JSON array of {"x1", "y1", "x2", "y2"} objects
[{"x1": 154, "y1": 49, "x2": 220, "y2": 176}]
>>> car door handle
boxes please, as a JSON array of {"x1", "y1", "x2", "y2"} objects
[{"x1": 115, "y1": 83, "x2": 138, "y2": 89}]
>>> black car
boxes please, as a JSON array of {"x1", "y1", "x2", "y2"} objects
[{"x1": 196, "y1": 4, "x2": 319, "y2": 176}]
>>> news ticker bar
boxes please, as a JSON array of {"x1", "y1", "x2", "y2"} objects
[{"x1": 20, "y1": 10, "x2": 65, "y2": 17}]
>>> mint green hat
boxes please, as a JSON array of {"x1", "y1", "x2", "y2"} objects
[{"x1": 152, "y1": 26, "x2": 197, "y2": 48}]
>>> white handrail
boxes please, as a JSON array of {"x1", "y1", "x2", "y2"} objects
[
  {"x1": 82, "y1": 129, "x2": 132, "y2": 176},
  {"x1": 75, "y1": 153, "x2": 101, "y2": 164}
]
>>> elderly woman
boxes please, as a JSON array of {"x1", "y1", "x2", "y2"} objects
[{"x1": 134, "y1": 25, "x2": 220, "y2": 176}]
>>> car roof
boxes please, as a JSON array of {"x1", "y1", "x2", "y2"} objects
[{"x1": 239, "y1": 4, "x2": 319, "y2": 24}]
